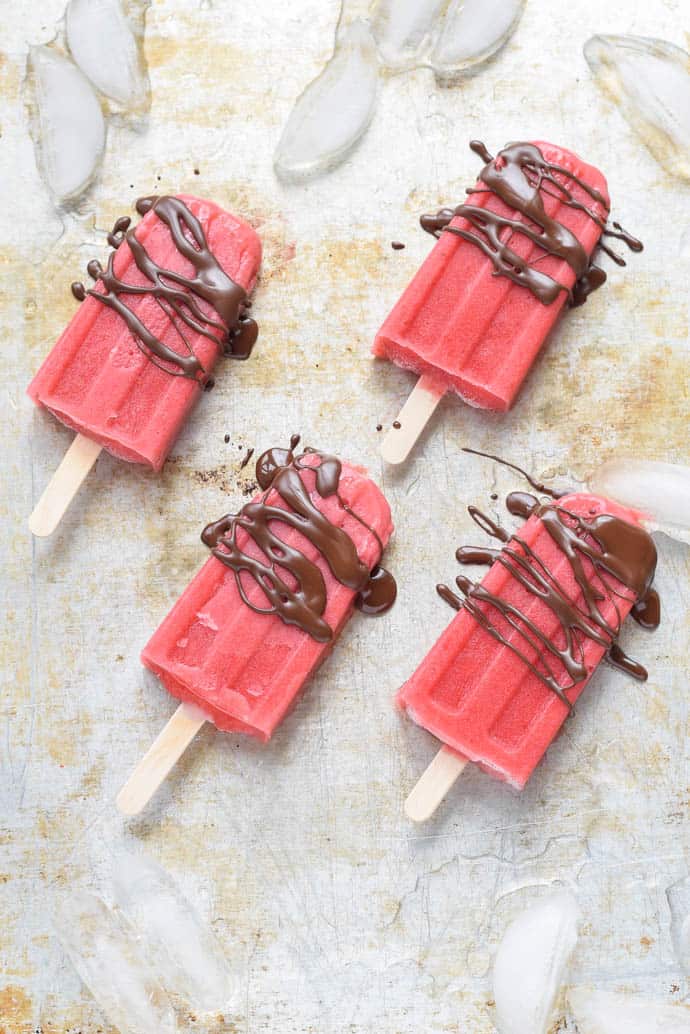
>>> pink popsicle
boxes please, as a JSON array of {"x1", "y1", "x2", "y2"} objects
[
  {"x1": 29, "y1": 194, "x2": 261, "y2": 471},
  {"x1": 399, "y1": 492, "x2": 659, "y2": 795},
  {"x1": 142, "y1": 444, "x2": 395, "y2": 741},
  {"x1": 374, "y1": 141, "x2": 641, "y2": 465}
]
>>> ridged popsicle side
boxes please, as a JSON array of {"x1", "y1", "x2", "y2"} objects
[
  {"x1": 142, "y1": 462, "x2": 393, "y2": 740},
  {"x1": 28, "y1": 195, "x2": 261, "y2": 470},
  {"x1": 373, "y1": 143, "x2": 610, "y2": 410},
  {"x1": 397, "y1": 494, "x2": 643, "y2": 789}
]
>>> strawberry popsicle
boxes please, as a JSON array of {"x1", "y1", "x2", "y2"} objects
[
  {"x1": 375, "y1": 140, "x2": 642, "y2": 463},
  {"x1": 28, "y1": 194, "x2": 261, "y2": 534},
  {"x1": 117, "y1": 437, "x2": 396, "y2": 813},
  {"x1": 400, "y1": 490, "x2": 660, "y2": 819}
]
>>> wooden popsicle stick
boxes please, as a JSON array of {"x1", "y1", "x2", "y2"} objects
[
  {"x1": 404, "y1": 745, "x2": 468, "y2": 822},
  {"x1": 380, "y1": 374, "x2": 444, "y2": 465},
  {"x1": 29, "y1": 433, "x2": 102, "y2": 537},
  {"x1": 116, "y1": 702, "x2": 208, "y2": 817}
]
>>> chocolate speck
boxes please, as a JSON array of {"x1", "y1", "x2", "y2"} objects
[
  {"x1": 391, "y1": 241, "x2": 405, "y2": 250},
  {"x1": 240, "y1": 446, "x2": 255, "y2": 469},
  {"x1": 392, "y1": 420, "x2": 401, "y2": 429},
  {"x1": 376, "y1": 424, "x2": 382, "y2": 432},
  {"x1": 224, "y1": 434, "x2": 230, "y2": 444}
]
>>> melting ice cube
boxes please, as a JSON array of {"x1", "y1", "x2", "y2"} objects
[
  {"x1": 65, "y1": 0, "x2": 150, "y2": 112},
  {"x1": 26, "y1": 46, "x2": 106, "y2": 203},
  {"x1": 111, "y1": 847, "x2": 238, "y2": 1015},
  {"x1": 567, "y1": 987, "x2": 690, "y2": 1033},
  {"x1": 371, "y1": 0, "x2": 525, "y2": 79},
  {"x1": 428, "y1": 0, "x2": 526, "y2": 82},
  {"x1": 274, "y1": 19, "x2": 378, "y2": 181},
  {"x1": 54, "y1": 890, "x2": 178, "y2": 1034},
  {"x1": 589, "y1": 458, "x2": 690, "y2": 544},
  {"x1": 370, "y1": 0, "x2": 446, "y2": 70},
  {"x1": 584, "y1": 35, "x2": 690, "y2": 182},
  {"x1": 492, "y1": 891, "x2": 579, "y2": 1034}
]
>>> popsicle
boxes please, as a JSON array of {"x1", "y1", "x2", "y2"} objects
[
  {"x1": 28, "y1": 193, "x2": 261, "y2": 535},
  {"x1": 117, "y1": 436, "x2": 396, "y2": 814},
  {"x1": 375, "y1": 140, "x2": 642, "y2": 463},
  {"x1": 400, "y1": 489, "x2": 660, "y2": 821}
]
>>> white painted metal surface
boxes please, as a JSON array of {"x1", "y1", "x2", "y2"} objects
[{"x1": 1, "y1": 0, "x2": 688, "y2": 1029}]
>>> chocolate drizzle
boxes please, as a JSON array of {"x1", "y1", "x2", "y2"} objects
[
  {"x1": 420, "y1": 141, "x2": 642, "y2": 307},
  {"x1": 438, "y1": 492, "x2": 659, "y2": 704},
  {"x1": 71, "y1": 196, "x2": 258, "y2": 384},
  {"x1": 201, "y1": 437, "x2": 396, "y2": 642},
  {"x1": 462, "y1": 447, "x2": 567, "y2": 499}
]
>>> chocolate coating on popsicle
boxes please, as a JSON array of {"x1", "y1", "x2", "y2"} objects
[
  {"x1": 438, "y1": 492, "x2": 659, "y2": 706},
  {"x1": 71, "y1": 196, "x2": 258, "y2": 384},
  {"x1": 421, "y1": 141, "x2": 642, "y2": 307},
  {"x1": 201, "y1": 437, "x2": 396, "y2": 642}
]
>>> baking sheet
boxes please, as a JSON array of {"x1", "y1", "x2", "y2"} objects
[{"x1": 1, "y1": 0, "x2": 689, "y2": 1030}]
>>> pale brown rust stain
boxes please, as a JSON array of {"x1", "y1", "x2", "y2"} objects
[
  {"x1": 79, "y1": 756, "x2": 107, "y2": 796},
  {"x1": 0, "y1": 51, "x2": 21, "y2": 105},
  {"x1": 644, "y1": 741, "x2": 671, "y2": 777},
  {"x1": 33, "y1": 997, "x2": 118, "y2": 1034},
  {"x1": 144, "y1": 23, "x2": 265, "y2": 124},
  {"x1": 22, "y1": 249, "x2": 83, "y2": 362},
  {"x1": 39, "y1": 712, "x2": 93, "y2": 768},
  {"x1": 0, "y1": 985, "x2": 32, "y2": 1033},
  {"x1": 645, "y1": 689, "x2": 670, "y2": 727},
  {"x1": 535, "y1": 340, "x2": 689, "y2": 463}
]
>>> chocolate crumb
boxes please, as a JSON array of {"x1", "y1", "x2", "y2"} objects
[
  {"x1": 392, "y1": 420, "x2": 401, "y2": 429},
  {"x1": 391, "y1": 241, "x2": 405, "y2": 250},
  {"x1": 224, "y1": 434, "x2": 230, "y2": 443},
  {"x1": 376, "y1": 424, "x2": 382, "y2": 432}
]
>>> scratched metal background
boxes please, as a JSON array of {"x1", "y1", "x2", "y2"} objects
[{"x1": 1, "y1": 0, "x2": 689, "y2": 1031}]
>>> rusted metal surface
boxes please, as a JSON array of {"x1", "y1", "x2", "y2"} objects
[{"x1": 1, "y1": 0, "x2": 688, "y2": 1030}]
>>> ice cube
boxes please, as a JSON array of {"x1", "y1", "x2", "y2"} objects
[
  {"x1": 429, "y1": 0, "x2": 526, "y2": 82},
  {"x1": 111, "y1": 847, "x2": 238, "y2": 1015},
  {"x1": 274, "y1": 19, "x2": 378, "y2": 181},
  {"x1": 26, "y1": 45, "x2": 106, "y2": 203},
  {"x1": 589, "y1": 458, "x2": 690, "y2": 544},
  {"x1": 492, "y1": 891, "x2": 579, "y2": 1034},
  {"x1": 65, "y1": 0, "x2": 150, "y2": 112},
  {"x1": 370, "y1": 0, "x2": 445, "y2": 70},
  {"x1": 53, "y1": 890, "x2": 178, "y2": 1034},
  {"x1": 567, "y1": 987, "x2": 690, "y2": 1033},
  {"x1": 371, "y1": 0, "x2": 524, "y2": 78},
  {"x1": 667, "y1": 875, "x2": 690, "y2": 972},
  {"x1": 584, "y1": 35, "x2": 690, "y2": 182}
]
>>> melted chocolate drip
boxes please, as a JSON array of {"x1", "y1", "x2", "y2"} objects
[
  {"x1": 71, "y1": 196, "x2": 258, "y2": 384},
  {"x1": 420, "y1": 141, "x2": 641, "y2": 307},
  {"x1": 437, "y1": 492, "x2": 659, "y2": 704},
  {"x1": 201, "y1": 439, "x2": 396, "y2": 642},
  {"x1": 107, "y1": 215, "x2": 132, "y2": 249},
  {"x1": 356, "y1": 565, "x2": 398, "y2": 615},
  {"x1": 239, "y1": 446, "x2": 255, "y2": 470}
]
